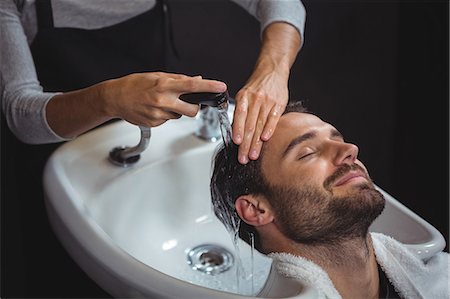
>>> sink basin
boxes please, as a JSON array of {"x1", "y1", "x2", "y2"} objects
[{"x1": 43, "y1": 105, "x2": 446, "y2": 298}]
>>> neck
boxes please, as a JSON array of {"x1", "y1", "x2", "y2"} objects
[
  {"x1": 278, "y1": 234, "x2": 380, "y2": 299},
  {"x1": 293, "y1": 235, "x2": 372, "y2": 268}
]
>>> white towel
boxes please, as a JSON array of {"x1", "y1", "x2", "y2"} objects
[
  {"x1": 268, "y1": 232, "x2": 449, "y2": 299},
  {"x1": 371, "y1": 232, "x2": 449, "y2": 299}
]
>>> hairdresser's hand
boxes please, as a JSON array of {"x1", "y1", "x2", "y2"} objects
[
  {"x1": 231, "y1": 22, "x2": 301, "y2": 164},
  {"x1": 232, "y1": 70, "x2": 288, "y2": 164},
  {"x1": 102, "y1": 72, "x2": 227, "y2": 127}
]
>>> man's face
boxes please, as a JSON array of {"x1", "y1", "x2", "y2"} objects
[{"x1": 260, "y1": 112, "x2": 385, "y2": 244}]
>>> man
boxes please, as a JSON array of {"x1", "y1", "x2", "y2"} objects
[{"x1": 211, "y1": 101, "x2": 449, "y2": 298}]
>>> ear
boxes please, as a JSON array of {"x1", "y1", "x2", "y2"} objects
[{"x1": 235, "y1": 195, "x2": 274, "y2": 227}]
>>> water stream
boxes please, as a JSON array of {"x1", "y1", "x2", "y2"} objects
[{"x1": 214, "y1": 103, "x2": 256, "y2": 295}]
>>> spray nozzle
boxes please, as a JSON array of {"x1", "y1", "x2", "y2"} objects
[{"x1": 180, "y1": 91, "x2": 229, "y2": 110}]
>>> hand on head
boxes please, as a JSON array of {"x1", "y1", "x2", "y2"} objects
[
  {"x1": 232, "y1": 70, "x2": 288, "y2": 164},
  {"x1": 232, "y1": 22, "x2": 301, "y2": 165}
]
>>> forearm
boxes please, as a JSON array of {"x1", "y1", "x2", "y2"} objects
[
  {"x1": 46, "y1": 83, "x2": 111, "y2": 138},
  {"x1": 251, "y1": 22, "x2": 302, "y2": 81}
]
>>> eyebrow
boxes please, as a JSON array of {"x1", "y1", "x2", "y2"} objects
[{"x1": 282, "y1": 128, "x2": 344, "y2": 158}]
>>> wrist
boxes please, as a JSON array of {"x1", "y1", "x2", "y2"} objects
[
  {"x1": 254, "y1": 22, "x2": 301, "y2": 78},
  {"x1": 95, "y1": 79, "x2": 117, "y2": 119},
  {"x1": 252, "y1": 56, "x2": 290, "y2": 81}
]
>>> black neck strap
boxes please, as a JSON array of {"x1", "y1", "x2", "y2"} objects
[{"x1": 35, "y1": 0, "x2": 54, "y2": 29}]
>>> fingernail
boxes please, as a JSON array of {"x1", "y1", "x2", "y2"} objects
[
  {"x1": 218, "y1": 82, "x2": 227, "y2": 91},
  {"x1": 234, "y1": 134, "x2": 242, "y2": 143},
  {"x1": 249, "y1": 149, "x2": 258, "y2": 160},
  {"x1": 239, "y1": 155, "x2": 248, "y2": 164},
  {"x1": 262, "y1": 130, "x2": 272, "y2": 141}
]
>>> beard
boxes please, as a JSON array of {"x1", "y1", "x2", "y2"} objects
[{"x1": 267, "y1": 164, "x2": 386, "y2": 245}]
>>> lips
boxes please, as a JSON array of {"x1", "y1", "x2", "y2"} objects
[{"x1": 333, "y1": 170, "x2": 367, "y2": 187}]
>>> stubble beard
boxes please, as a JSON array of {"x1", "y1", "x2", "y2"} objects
[{"x1": 267, "y1": 166, "x2": 386, "y2": 245}]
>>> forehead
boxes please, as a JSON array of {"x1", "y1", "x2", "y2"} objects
[
  {"x1": 273, "y1": 112, "x2": 329, "y2": 140},
  {"x1": 283, "y1": 111, "x2": 324, "y2": 126},
  {"x1": 262, "y1": 112, "x2": 331, "y2": 156},
  {"x1": 259, "y1": 112, "x2": 329, "y2": 173}
]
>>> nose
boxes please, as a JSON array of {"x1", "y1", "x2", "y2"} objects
[{"x1": 333, "y1": 142, "x2": 359, "y2": 166}]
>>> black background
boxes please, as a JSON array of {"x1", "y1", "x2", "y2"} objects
[{"x1": 2, "y1": 0, "x2": 448, "y2": 298}]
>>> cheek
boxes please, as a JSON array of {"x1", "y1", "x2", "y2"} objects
[
  {"x1": 265, "y1": 155, "x2": 336, "y2": 187},
  {"x1": 304, "y1": 160, "x2": 332, "y2": 183},
  {"x1": 284, "y1": 161, "x2": 332, "y2": 187}
]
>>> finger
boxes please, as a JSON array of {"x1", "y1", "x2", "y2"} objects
[
  {"x1": 232, "y1": 93, "x2": 248, "y2": 145},
  {"x1": 249, "y1": 106, "x2": 271, "y2": 160},
  {"x1": 158, "y1": 72, "x2": 191, "y2": 80},
  {"x1": 129, "y1": 113, "x2": 169, "y2": 128},
  {"x1": 152, "y1": 94, "x2": 200, "y2": 117},
  {"x1": 170, "y1": 77, "x2": 227, "y2": 94},
  {"x1": 238, "y1": 101, "x2": 262, "y2": 164},
  {"x1": 143, "y1": 107, "x2": 183, "y2": 125},
  {"x1": 171, "y1": 100, "x2": 200, "y2": 117},
  {"x1": 249, "y1": 136, "x2": 264, "y2": 161},
  {"x1": 143, "y1": 105, "x2": 182, "y2": 120},
  {"x1": 261, "y1": 104, "x2": 283, "y2": 141},
  {"x1": 147, "y1": 119, "x2": 168, "y2": 127},
  {"x1": 164, "y1": 110, "x2": 182, "y2": 119}
]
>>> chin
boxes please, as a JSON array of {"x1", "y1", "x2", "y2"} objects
[
  {"x1": 356, "y1": 181, "x2": 377, "y2": 191},
  {"x1": 333, "y1": 181, "x2": 374, "y2": 197}
]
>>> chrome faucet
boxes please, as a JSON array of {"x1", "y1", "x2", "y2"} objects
[
  {"x1": 108, "y1": 91, "x2": 229, "y2": 167},
  {"x1": 180, "y1": 91, "x2": 229, "y2": 142},
  {"x1": 108, "y1": 126, "x2": 151, "y2": 167},
  {"x1": 194, "y1": 106, "x2": 222, "y2": 142}
]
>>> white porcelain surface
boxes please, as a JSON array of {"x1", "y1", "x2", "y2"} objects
[{"x1": 43, "y1": 105, "x2": 446, "y2": 298}]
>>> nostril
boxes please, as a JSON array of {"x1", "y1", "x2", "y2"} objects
[
  {"x1": 348, "y1": 143, "x2": 359, "y2": 160},
  {"x1": 335, "y1": 143, "x2": 359, "y2": 166}
]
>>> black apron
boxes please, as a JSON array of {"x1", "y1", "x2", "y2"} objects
[{"x1": 1, "y1": 0, "x2": 171, "y2": 296}]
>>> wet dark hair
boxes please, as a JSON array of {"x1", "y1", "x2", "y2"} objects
[{"x1": 210, "y1": 101, "x2": 308, "y2": 252}]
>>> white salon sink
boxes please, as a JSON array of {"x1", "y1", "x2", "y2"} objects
[{"x1": 43, "y1": 106, "x2": 446, "y2": 299}]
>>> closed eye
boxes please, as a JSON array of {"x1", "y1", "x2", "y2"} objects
[{"x1": 298, "y1": 152, "x2": 315, "y2": 160}]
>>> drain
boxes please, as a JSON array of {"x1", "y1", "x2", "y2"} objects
[{"x1": 187, "y1": 244, "x2": 234, "y2": 275}]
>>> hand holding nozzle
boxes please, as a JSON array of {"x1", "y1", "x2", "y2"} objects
[
  {"x1": 179, "y1": 91, "x2": 229, "y2": 109},
  {"x1": 102, "y1": 73, "x2": 226, "y2": 128}
]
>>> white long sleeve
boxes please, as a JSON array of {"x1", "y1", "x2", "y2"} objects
[
  {"x1": 1, "y1": 0, "x2": 63, "y2": 144},
  {"x1": 231, "y1": 0, "x2": 306, "y2": 40}
]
